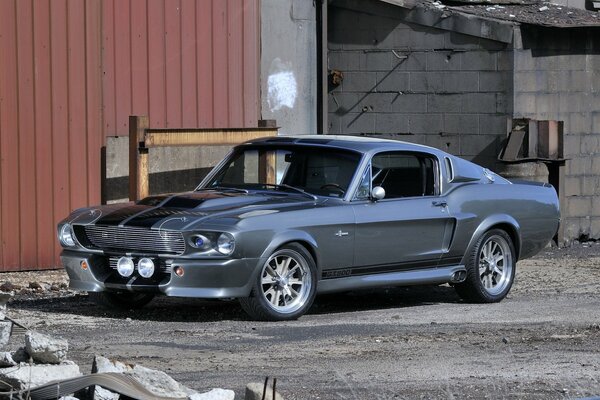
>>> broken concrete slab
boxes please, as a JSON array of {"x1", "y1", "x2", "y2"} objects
[
  {"x1": 0, "y1": 363, "x2": 81, "y2": 391},
  {"x1": 189, "y1": 388, "x2": 235, "y2": 400},
  {"x1": 12, "y1": 347, "x2": 30, "y2": 363},
  {"x1": 0, "y1": 291, "x2": 11, "y2": 320},
  {"x1": 25, "y1": 330, "x2": 69, "y2": 364},
  {"x1": 91, "y1": 355, "x2": 133, "y2": 400},
  {"x1": 245, "y1": 382, "x2": 284, "y2": 400},
  {"x1": 126, "y1": 365, "x2": 196, "y2": 398},
  {"x1": 0, "y1": 352, "x2": 16, "y2": 367},
  {"x1": 0, "y1": 321, "x2": 11, "y2": 348}
]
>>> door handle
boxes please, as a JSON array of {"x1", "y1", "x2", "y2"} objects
[{"x1": 432, "y1": 200, "x2": 447, "y2": 207}]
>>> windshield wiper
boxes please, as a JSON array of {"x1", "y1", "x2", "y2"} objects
[{"x1": 262, "y1": 184, "x2": 318, "y2": 201}]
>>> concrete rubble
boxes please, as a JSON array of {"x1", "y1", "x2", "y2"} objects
[{"x1": 0, "y1": 291, "x2": 285, "y2": 399}]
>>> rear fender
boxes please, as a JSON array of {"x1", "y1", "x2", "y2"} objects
[{"x1": 462, "y1": 215, "x2": 521, "y2": 264}]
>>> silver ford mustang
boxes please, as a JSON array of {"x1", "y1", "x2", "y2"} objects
[{"x1": 58, "y1": 136, "x2": 560, "y2": 321}]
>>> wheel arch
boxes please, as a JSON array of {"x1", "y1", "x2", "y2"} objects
[
  {"x1": 258, "y1": 231, "x2": 321, "y2": 273},
  {"x1": 463, "y1": 215, "x2": 521, "y2": 264}
]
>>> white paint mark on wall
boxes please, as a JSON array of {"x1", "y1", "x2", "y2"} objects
[{"x1": 267, "y1": 58, "x2": 297, "y2": 112}]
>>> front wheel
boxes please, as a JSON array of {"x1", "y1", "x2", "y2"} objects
[
  {"x1": 455, "y1": 229, "x2": 516, "y2": 303},
  {"x1": 240, "y1": 243, "x2": 317, "y2": 321},
  {"x1": 88, "y1": 291, "x2": 155, "y2": 310}
]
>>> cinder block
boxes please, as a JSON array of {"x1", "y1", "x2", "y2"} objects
[
  {"x1": 567, "y1": 113, "x2": 593, "y2": 135},
  {"x1": 426, "y1": 51, "x2": 462, "y2": 71},
  {"x1": 591, "y1": 156, "x2": 600, "y2": 175},
  {"x1": 422, "y1": 134, "x2": 460, "y2": 154},
  {"x1": 375, "y1": 113, "x2": 410, "y2": 134},
  {"x1": 328, "y1": 51, "x2": 363, "y2": 71},
  {"x1": 513, "y1": 71, "x2": 540, "y2": 92},
  {"x1": 291, "y1": 0, "x2": 314, "y2": 21},
  {"x1": 375, "y1": 72, "x2": 410, "y2": 92},
  {"x1": 593, "y1": 197, "x2": 600, "y2": 218},
  {"x1": 443, "y1": 72, "x2": 479, "y2": 92},
  {"x1": 328, "y1": 113, "x2": 342, "y2": 134},
  {"x1": 428, "y1": 94, "x2": 462, "y2": 113},
  {"x1": 586, "y1": 54, "x2": 600, "y2": 72},
  {"x1": 462, "y1": 93, "x2": 497, "y2": 113},
  {"x1": 393, "y1": 52, "x2": 426, "y2": 72},
  {"x1": 564, "y1": 176, "x2": 581, "y2": 197},
  {"x1": 328, "y1": 92, "x2": 360, "y2": 114},
  {"x1": 365, "y1": 51, "x2": 392, "y2": 71},
  {"x1": 568, "y1": 157, "x2": 592, "y2": 175},
  {"x1": 409, "y1": 29, "x2": 445, "y2": 50},
  {"x1": 563, "y1": 135, "x2": 582, "y2": 159},
  {"x1": 342, "y1": 72, "x2": 377, "y2": 92},
  {"x1": 495, "y1": 93, "x2": 511, "y2": 114},
  {"x1": 566, "y1": 196, "x2": 592, "y2": 218},
  {"x1": 555, "y1": 54, "x2": 586, "y2": 71},
  {"x1": 391, "y1": 93, "x2": 428, "y2": 113},
  {"x1": 581, "y1": 176, "x2": 600, "y2": 196},
  {"x1": 590, "y1": 218, "x2": 600, "y2": 239},
  {"x1": 459, "y1": 134, "x2": 501, "y2": 157},
  {"x1": 563, "y1": 217, "x2": 581, "y2": 241},
  {"x1": 409, "y1": 114, "x2": 443, "y2": 134},
  {"x1": 461, "y1": 51, "x2": 497, "y2": 71},
  {"x1": 409, "y1": 72, "x2": 443, "y2": 92},
  {"x1": 361, "y1": 93, "x2": 396, "y2": 113},
  {"x1": 342, "y1": 112, "x2": 375, "y2": 134},
  {"x1": 479, "y1": 37, "x2": 509, "y2": 52},
  {"x1": 444, "y1": 114, "x2": 479, "y2": 135},
  {"x1": 497, "y1": 51, "x2": 513, "y2": 71},
  {"x1": 580, "y1": 134, "x2": 599, "y2": 155},
  {"x1": 513, "y1": 93, "x2": 537, "y2": 115},
  {"x1": 479, "y1": 71, "x2": 511, "y2": 92},
  {"x1": 514, "y1": 51, "x2": 536, "y2": 71},
  {"x1": 479, "y1": 115, "x2": 509, "y2": 135},
  {"x1": 560, "y1": 93, "x2": 592, "y2": 114}
]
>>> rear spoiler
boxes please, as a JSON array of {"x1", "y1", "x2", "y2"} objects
[{"x1": 509, "y1": 180, "x2": 554, "y2": 189}]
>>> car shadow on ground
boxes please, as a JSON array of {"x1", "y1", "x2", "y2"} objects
[{"x1": 8, "y1": 284, "x2": 462, "y2": 324}]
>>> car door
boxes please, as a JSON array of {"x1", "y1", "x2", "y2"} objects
[{"x1": 351, "y1": 151, "x2": 456, "y2": 272}]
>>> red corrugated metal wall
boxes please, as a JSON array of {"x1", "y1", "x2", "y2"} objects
[{"x1": 0, "y1": 0, "x2": 260, "y2": 271}]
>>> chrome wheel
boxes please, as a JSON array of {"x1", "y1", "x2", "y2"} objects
[
  {"x1": 478, "y1": 234, "x2": 513, "y2": 296},
  {"x1": 260, "y1": 249, "x2": 312, "y2": 314}
]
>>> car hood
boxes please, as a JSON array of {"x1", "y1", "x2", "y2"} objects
[{"x1": 69, "y1": 190, "x2": 322, "y2": 230}]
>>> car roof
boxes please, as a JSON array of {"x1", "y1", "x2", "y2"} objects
[{"x1": 242, "y1": 135, "x2": 441, "y2": 155}]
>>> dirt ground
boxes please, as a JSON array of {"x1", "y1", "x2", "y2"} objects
[{"x1": 3, "y1": 242, "x2": 600, "y2": 399}]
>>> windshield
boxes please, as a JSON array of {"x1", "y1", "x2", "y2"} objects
[{"x1": 202, "y1": 145, "x2": 362, "y2": 198}]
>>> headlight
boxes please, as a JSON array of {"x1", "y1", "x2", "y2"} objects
[
  {"x1": 189, "y1": 234, "x2": 211, "y2": 250},
  {"x1": 137, "y1": 258, "x2": 155, "y2": 278},
  {"x1": 59, "y1": 224, "x2": 76, "y2": 247},
  {"x1": 217, "y1": 233, "x2": 235, "y2": 255}
]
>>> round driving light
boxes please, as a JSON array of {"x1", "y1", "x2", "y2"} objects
[
  {"x1": 59, "y1": 224, "x2": 76, "y2": 247},
  {"x1": 80, "y1": 260, "x2": 89, "y2": 270},
  {"x1": 116, "y1": 257, "x2": 135, "y2": 277},
  {"x1": 137, "y1": 258, "x2": 155, "y2": 278},
  {"x1": 173, "y1": 266, "x2": 185, "y2": 277},
  {"x1": 217, "y1": 233, "x2": 235, "y2": 255}
]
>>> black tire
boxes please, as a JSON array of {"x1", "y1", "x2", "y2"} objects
[
  {"x1": 455, "y1": 229, "x2": 516, "y2": 303},
  {"x1": 240, "y1": 243, "x2": 318, "y2": 321},
  {"x1": 88, "y1": 291, "x2": 155, "y2": 310}
]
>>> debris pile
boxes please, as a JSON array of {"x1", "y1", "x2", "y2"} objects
[{"x1": 0, "y1": 291, "x2": 281, "y2": 399}]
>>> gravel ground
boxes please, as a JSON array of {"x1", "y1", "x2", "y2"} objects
[{"x1": 2, "y1": 242, "x2": 600, "y2": 399}]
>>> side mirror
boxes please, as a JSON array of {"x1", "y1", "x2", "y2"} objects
[{"x1": 371, "y1": 186, "x2": 385, "y2": 201}]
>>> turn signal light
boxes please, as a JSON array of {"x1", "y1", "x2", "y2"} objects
[
  {"x1": 80, "y1": 260, "x2": 89, "y2": 270},
  {"x1": 174, "y1": 266, "x2": 184, "y2": 277}
]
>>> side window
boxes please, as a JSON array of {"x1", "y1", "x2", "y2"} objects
[{"x1": 372, "y1": 152, "x2": 436, "y2": 199}]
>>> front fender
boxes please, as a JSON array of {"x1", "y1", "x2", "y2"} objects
[
  {"x1": 258, "y1": 230, "x2": 320, "y2": 273},
  {"x1": 462, "y1": 214, "x2": 521, "y2": 264}
]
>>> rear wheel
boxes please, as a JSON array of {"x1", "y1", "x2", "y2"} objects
[
  {"x1": 88, "y1": 291, "x2": 155, "y2": 310},
  {"x1": 240, "y1": 243, "x2": 317, "y2": 321},
  {"x1": 455, "y1": 229, "x2": 516, "y2": 303}
]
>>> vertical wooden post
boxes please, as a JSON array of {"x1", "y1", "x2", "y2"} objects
[
  {"x1": 129, "y1": 115, "x2": 149, "y2": 201},
  {"x1": 259, "y1": 151, "x2": 276, "y2": 185}
]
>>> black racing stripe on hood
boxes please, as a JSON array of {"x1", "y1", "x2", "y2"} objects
[
  {"x1": 122, "y1": 208, "x2": 207, "y2": 228},
  {"x1": 95, "y1": 205, "x2": 153, "y2": 226}
]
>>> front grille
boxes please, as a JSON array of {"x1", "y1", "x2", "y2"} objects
[
  {"x1": 108, "y1": 256, "x2": 172, "y2": 274},
  {"x1": 81, "y1": 225, "x2": 185, "y2": 255}
]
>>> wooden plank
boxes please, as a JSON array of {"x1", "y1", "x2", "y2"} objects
[
  {"x1": 164, "y1": 0, "x2": 182, "y2": 127},
  {"x1": 138, "y1": 150, "x2": 149, "y2": 200},
  {"x1": 242, "y1": 0, "x2": 259, "y2": 127},
  {"x1": 129, "y1": 115, "x2": 149, "y2": 201},
  {"x1": 144, "y1": 129, "x2": 278, "y2": 147},
  {"x1": 0, "y1": 0, "x2": 20, "y2": 269},
  {"x1": 16, "y1": 0, "x2": 37, "y2": 269},
  {"x1": 114, "y1": 0, "x2": 132, "y2": 134},
  {"x1": 101, "y1": 0, "x2": 116, "y2": 134},
  {"x1": 212, "y1": 0, "x2": 228, "y2": 128},
  {"x1": 528, "y1": 120, "x2": 538, "y2": 159},
  {"x1": 227, "y1": 0, "x2": 244, "y2": 126},
  {"x1": 86, "y1": 0, "x2": 103, "y2": 206},
  {"x1": 130, "y1": 0, "x2": 149, "y2": 116},
  {"x1": 258, "y1": 151, "x2": 276, "y2": 185},
  {"x1": 181, "y1": 0, "x2": 198, "y2": 126},
  {"x1": 51, "y1": 0, "x2": 71, "y2": 263},
  {"x1": 34, "y1": 0, "x2": 56, "y2": 268},
  {"x1": 147, "y1": 0, "x2": 166, "y2": 127},
  {"x1": 197, "y1": 0, "x2": 213, "y2": 127},
  {"x1": 537, "y1": 121, "x2": 550, "y2": 159}
]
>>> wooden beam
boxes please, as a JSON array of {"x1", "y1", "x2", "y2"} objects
[
  {"x1": 144, "y1": 128, "x2": 277, "y2": 147},
  {"x1": 129, "y1": 115, "x2": 149, "y2": 201}
]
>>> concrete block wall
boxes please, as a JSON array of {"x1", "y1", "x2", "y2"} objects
[
  {"x1": 513, "y1": 26, "x2": 600, "y2": 242},
  {"x1": 328, "y1": 5, "x2": 512, "y2": 170}
]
